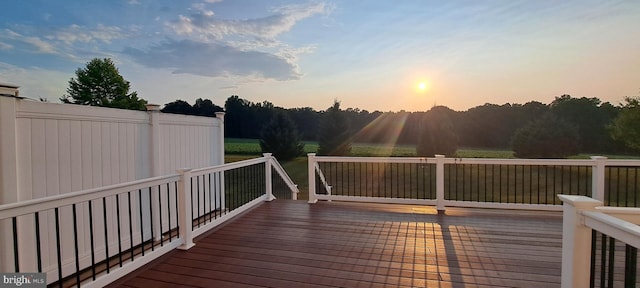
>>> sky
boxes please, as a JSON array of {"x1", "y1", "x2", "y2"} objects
[{"x1": 1, "y1": 0, "x2": 638, "y2": 112}]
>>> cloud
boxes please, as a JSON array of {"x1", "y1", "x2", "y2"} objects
[
  {"x1": 2, "y1": 29, "x2": 57, "y2": 54},
  {"x1": 50, "y1": 24, "x2": 127, "y2": 45},
  {"x1": 168, "y1": 2, "x2": 329, "y2": 43},
  {"x1": 123, "y1": 39, "x2": 301, "y2": 80}
]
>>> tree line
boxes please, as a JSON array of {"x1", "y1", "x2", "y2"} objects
[
  {"x1": 159, "y1": 93, "x2": 640, "y2": 158},
  {"x1": 62, "y1": 58, "x2": 639, "y2": 159}
]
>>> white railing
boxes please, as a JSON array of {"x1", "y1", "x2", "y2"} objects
[
  {"x1": 559, "y1": 195, "x2": 640, "y2": 288},
  {"x1": 308, "y1": 154, "x2": 640, "y2": 211},
  {"x1": 0, "y1": 154, "x2": 297, "y2": 287}
]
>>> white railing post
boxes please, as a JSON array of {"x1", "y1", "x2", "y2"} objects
[
  {"x1": 215, "y1": 112, "x2": 225, "y2": 165},
  {"x1": 591, "y1": 156, "x2": 607, "y2": 202},
  {"x1": 292, "y1": 184, "x2": 298, "y2": 200},
  {"x1": 215, "y1": 112, "x2": 226, "y2": 211},
  {"x1": 264, "y1": 153, "x2": 275, "y2": 201},
  {"x1": 177, "y1": 168, "x2": 195, "y2": 250},
  {"x1": 0, "y1": 90, "x2": 19, "y2": 271},
  {"x1": 308, "y1": 153, "x2": 317, "y2": 204},
  {"x1": 0, "y1": 92, "x2": 19, "y2": 205},
  {"x1": 147, "y1": 104, "x2": 162, "y2": 241},
  {"x1": 558, "y1": 194, "x2": 602, "y2": 288},
  {"x1": 435, "y1": 155, "x2": 445, "y2": 212}
]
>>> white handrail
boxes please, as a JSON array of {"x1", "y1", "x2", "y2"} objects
[
  {"x1": 314, "y1": 162, "x2": 332, "y2": 195},
  {"x1": 0, "y1": 174, "x2": 180, "y2": 219},
  {"x1": 270, "y1": 157, "x2": 300, "y2": 196},
  {"x1": 583, "y1": 210, "x2": 640, "y2": 249}
]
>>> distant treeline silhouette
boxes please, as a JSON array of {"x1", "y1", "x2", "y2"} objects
[{"x1": 162, "y1": 94, "x2": 630, "y2": 155}]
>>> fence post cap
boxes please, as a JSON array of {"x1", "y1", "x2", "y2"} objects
[
  {"x1": 308, "y1": 153, "x2": 316, "y2": 156},
  {"x1": 590, "y1": 156, "x2": 608, "y2": 160},
  {"x1": 558, "y1": 195, "x2": 602, "y2": 208},
  {"x1": 177, "y1": 168, "x2": 193, "y2": 173}
]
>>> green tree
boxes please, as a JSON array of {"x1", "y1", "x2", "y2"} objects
[
  {"x1": 259, "y1": 112, "x2": 305, "y2": 161},
  {"x1": 317, "y1": 100, "x2": 351, "y2": 156},
  {"x1": 162, "y1": 99, "x2": 195, "y2": 115},
  {"x1": 416, "y1": 106, "x2": 458, "y2": 157},
  {"x1": 511, "y1": 114, "x2": 579, "y2": 158},
  {"x1": 61, "y1": 58, "x2": 147, "y2": 110},
  {"x1": 549, "y1": 95, "x2": 617, "y2": 153},
  {"x1": 610, "y1": 96, "x2": 640, "y2": 151}
]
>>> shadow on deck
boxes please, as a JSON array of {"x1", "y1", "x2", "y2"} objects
[{"x1": 108, "y1": 200, "x2": 562, "y2": 288}]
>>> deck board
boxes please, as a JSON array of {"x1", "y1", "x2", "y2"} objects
[{"x1": 108, "y1": 200, "x2": 563, "y2": 288}]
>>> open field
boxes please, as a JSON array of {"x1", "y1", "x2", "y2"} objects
[{"x1": 225, "y1": 138, "x2": 518, "y2": 158}]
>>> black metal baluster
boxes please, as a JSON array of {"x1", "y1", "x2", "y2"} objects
[
  {"x1": 499, "y1": 165, "x2": 503, "y2": 202},
  {"x1": 116, "y1": 194, "x2": 123, "y2": 267},
  {"x1": 166, "y1": 183, "x2": 172, "y2": 241},
  {"x1": 34, "y1": 212, "x2": 42, "y2": 272},
  {"x1": 174, "y1": 182, "x2": 179, "y2": 239},
  {"x1": 158, "y1": 185, "x2": 164, "y2": 247},
  {"x1": 600, "y1": 234, "x2": 607, "y2": 287},
  {"x1": 72, "y1": 204, "x2": 80, "y2": 286},
  {"x1": 196, "y1": 175, "x2": 201, "y2": 227},
  {"x1": 569, "y1": 166, "x2": 573, "y2": 195},
  {"x1": 625, "y1": 244, "x2": 637, "y2": 287},
  {"x1": 617, "y1": 167, "x2": 621, "y2": 206},
  {"x1": 127, "y1": 192, "x2": 134, "y2": 261},
  {"x1": 138, "y1": 189, "x2": 145, "y2": 256},
  {"x1": 608, "y1": 236, "x2": 615, "y2": 288},
  {"x1": 103, "y1": 197, "x2": 110, "y2": 273},
  {"x1": 462, "y1": 164, "x2": 467, "y2": 201},
  {"x1": 590, "y1": 230, "x2": 596, "y2": 288},
  {"x1": 190, "y1": 178, "x2": 195, "y2": 226},
  {"x1": 55, "y1": 208, "x2": 62, "y2": 288},
  {"x1": 483, "y1": 164, "x2": 488, "y2": 202},
  {"x1": 12, "y1": 217, "x2": 19, "y2": 272},
  {"x1": 149, "y1": 187, "x2": 154, "y2": 251},
  {"x1": 208, "y1": 174, "x2": 212, "y2": 222},
  {"x1": 88, "y1": 201, "x2": 96, "y2": 280}
]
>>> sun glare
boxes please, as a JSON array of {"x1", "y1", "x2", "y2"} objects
[{"x1": 416, "y1": 81, "x2": 429, "y2": 93}]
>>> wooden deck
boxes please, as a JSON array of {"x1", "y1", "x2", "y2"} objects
[{"x1": 108, "y1": 200, "x2": 563, "y2": 288}]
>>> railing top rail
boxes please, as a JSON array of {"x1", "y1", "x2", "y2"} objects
[
  {"x1": 603, "y1": 159, "x2": 640, "y2": 166},
  {"x1": 0, "y1": 174, "x2": 180, "y2": 220},
  {"x1": 191, "y1": 156, "x2": 268, "y2": 176},
  {"x1": 583, "y1": 210, "x2": 640, "y2": 249},
  {"x1": 312, "y1": 155, "x2": 600, "y2": 166},
  {"x1": 270, "y1": 156, "x2": 299, "y2": 194}
]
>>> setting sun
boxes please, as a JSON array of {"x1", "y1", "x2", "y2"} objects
[{"x1": 416, "y1": 81, "x2": 430, "y2": 93}]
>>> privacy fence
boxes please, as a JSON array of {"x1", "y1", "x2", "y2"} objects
[{"x1": 0, "y1": 94, "x2": 225, "y2": 206}]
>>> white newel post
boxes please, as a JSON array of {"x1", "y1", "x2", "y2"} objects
[
  {"x1": 308, "y1": 153, "x2": 317, "y2": 204},
  {"x1": 215, "y1": 112, "x2": 226, "y2": 210},
  {"x1": 264, "y1": 153, "x2": 274, "y2": 201},
  {"x1": 558, "y1": 195, "x2": 601, "y2": 288},
  {"x1": 0, "y1": 87, "x2": 19, "y2": 273},
  {"x1": 215, "y1": 112, "x2": 225, "y2": 165},
  {"x1": 0, "y1": 89, "x2": 19, "y2": 205},
  {"x1": 147, "y1": 104, "x2": 162, "y2": 241},
  {"x1": 177, "y1": 168, "x2": 195, "y2": 250},
  {"x1": 435, "y1": 155, "x2": 445, "y2": 212},
  {"x1": 590, "y1": 156, "x2": 607, "y2": 202}
]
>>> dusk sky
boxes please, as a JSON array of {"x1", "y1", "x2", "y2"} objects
[{"x1": 1, "y1": 0, "x2": 638, "y2": 112}]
